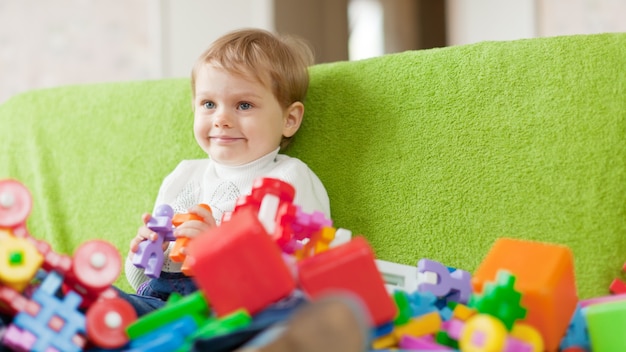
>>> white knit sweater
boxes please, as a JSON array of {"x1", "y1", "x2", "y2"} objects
[{"x1": 125, "y1": 148, "x2": 330, "y2": 291}]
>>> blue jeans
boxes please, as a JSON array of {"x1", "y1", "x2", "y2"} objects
[{"x1": 115, "y1": 272, "x2": 308, "y2": 351}]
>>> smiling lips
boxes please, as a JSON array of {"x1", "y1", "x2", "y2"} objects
[{"x1": 210, "y1": 136, "x2": 244, "y2": 144}]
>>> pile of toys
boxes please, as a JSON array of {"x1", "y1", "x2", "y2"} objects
[{"x1": 1, "y1": 177, "x2": 625, "y2": 351}]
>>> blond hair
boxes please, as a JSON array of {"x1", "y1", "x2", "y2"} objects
[{"x1": 191, "y1": 28, "x2": 314, "y2": 109}]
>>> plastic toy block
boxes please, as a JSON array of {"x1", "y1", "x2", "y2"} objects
[
  {"x1": 393, "y1": 290, "x2": 412, "y2": 326},
  {"x1": 417, "y1": 259, "x2": 471, "y2": 304},
  {"x1": 187, "y1": 207, "x2": 296, "y2": 317},
  {"x1": 585, "y1": 299, "x2": 626, "y2": 351},
  {"x1": 291, "y1": 207, "x2": 333, "y2": 241},
  {"x1": 435, "y1": 330, "x2": 458, "y2": 349},
  {"x1": 297, "y1": 236, "x2": 397, "y2": 326},
  {"x1": 0, "y1": 284, "x2": 38, "y2": 316},
  {"x1": 580, "y1": 292, "x2": 626, "y2": 308},
  {"x1": 1, "y1": 324, "x2": 37, "y2": 352},
  {"x1": 459, "y1": 314, "x2": 507, "y2": 352},
  {"x1": 234, "y1": 177, "x2": 295, "y2": 214},
  {"x1": 128, "y1": 315, "x2": 197, "y2": 352},
  {"x1": 452, "y1": 303, "x2": 476, "y2": 321},
  {"x1": 64, "y1": 239, "x2": 121, "y2": 306},
  {"x1": 468, "y1": 270, "x2": 526, "y2": 330},
  {"x1": 132, "y1": 204, "x2": 176, "y2": 278},
  {"x1": 296, "y1": 226, "x2": 336, "y2": 259},
  {"x1": 179, "y1": 309, "x2": 252, "y2": 351},
  {"x1": 508, "y1": 323, "x2": 544, "y2": 352},
  {"x1": 471, "y1": 237, "x2": 577, "y2": 351},
  {"x1": 13, "y1": 271, "x2": 86, "y2": 352},
  {"x1": 406, "y1": 290, "x2": 439, "y2": 317},
  {"x1": 0, "y1": 234, "x2": 43, "y2": 291},
  {"x1": 393, "y1": 311, "x2": 441, "y2": 340},
  {"x1": 399, "y1": 334, "x2": 454, "y2": 350},
  {"x1": 371, "y1": 333, "x2": 398, "y2": 350},
  {"x1": 373, "y1": 321, "x2": 394, "y2": 338},
  {"x1": 376, "y1": 259, "x2": 420, "y2": 293},
  {"x1": 441, "y1": 317, "x2": 464, "y2": 339},
  {"x1": 26, "y1": 237, "x2": 72, "y2": 275},
  {"x1": 609, "y1": 277, "x2": 626, "y2": 294},
  {"x1": 86, "y1": 297, "x2": 137, "y2": 349},
  {"x1": 0, "y1": 179, "x2": 32, "y2": 229},
  {"x1": 126, "y1": 291, "x2": 209, "y2": 339},
  {"x1": 170, "y1": 203, "x2": 212, "y2": 264},
  {"x1": 559, "y1": 304, "x2": 589, "y2": 350}
]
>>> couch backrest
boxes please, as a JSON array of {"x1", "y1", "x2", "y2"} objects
[{"x1": 1, "y1": 33, "x2": 625, "y2": 297}]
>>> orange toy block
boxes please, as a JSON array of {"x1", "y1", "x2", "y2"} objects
[{"x1": 471, "y1": 237, "x2": 578, "y2": 352}]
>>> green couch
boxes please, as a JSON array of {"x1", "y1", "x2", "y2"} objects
[{"x1": 1, "y1": 33, "x2": 625, "y2": 299}]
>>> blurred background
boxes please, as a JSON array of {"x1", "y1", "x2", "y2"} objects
[{"x1": 1, "y1": 0, "x2": 625, "y2": 103}]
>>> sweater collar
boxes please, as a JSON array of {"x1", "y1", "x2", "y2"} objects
[{"x1": 212, "y1": 147, "x2": 280, "y2": 179}]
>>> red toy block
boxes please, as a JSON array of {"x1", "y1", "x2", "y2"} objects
[
  {"x1": 186, "y1": 207, "x2": 296, "y2": 317},
  {"x1": 471, "y1": 238, "x2": 578, "y2": 352},
  {"x1": 64, "y1": 240, "x2": 122, "y2": 307},
  {"x1": 297, "y1": 236, "x2": 396, "y2": 326},
  {"x1": 86, "y1": 297, "x2": 137, "y2": 349}
]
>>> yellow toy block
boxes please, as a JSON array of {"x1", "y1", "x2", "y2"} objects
[{"x1": 0, "y1": 235, "x2": 43, "y2": 291}]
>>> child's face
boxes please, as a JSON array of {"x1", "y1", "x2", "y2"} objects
[{"x1": 192, "y1": 64, "x2": 302, "y2": 166}]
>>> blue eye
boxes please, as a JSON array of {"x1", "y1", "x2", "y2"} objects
[
  {"x1": 239, "y1": 102, "x2": 252, "y2": 110},
  {"x1": 203, "y1": 101, "x2": 215, "y2": 109}
]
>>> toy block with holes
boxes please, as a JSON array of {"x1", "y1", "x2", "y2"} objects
[
  {"x1": 471, "y1": 237, "x2": 578, "y2": 352},
  {"x1": 0, "y1": 179, "x2": 137, "y2": 351},
  {"x1": 186, "y1": 206, "x2": 297, "y2": 317},
  {"x1": 297, "y1": 235, "x2": 397, "y2": 326}
]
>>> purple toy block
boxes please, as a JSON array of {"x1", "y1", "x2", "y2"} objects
[
  {"x1": 417, "y1": 258, "x2": 472, "y2": 304},
  {"x1": 399, "y1": 334, "x2": 453, "y2": 351},
  {"x1": 132, "y1": 204, "x2": 176, "y2": 278}
]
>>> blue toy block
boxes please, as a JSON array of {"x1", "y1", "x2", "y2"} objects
[{"x1": 13, "y1": 271, "x2": 86, "y2": 352}]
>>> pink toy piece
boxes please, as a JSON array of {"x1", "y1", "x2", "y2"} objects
[
  {"x1": 1, "y1": 324, "x2": 40, "y2": 352},
  {"x1": 417, "y1": 258, "x2": 472, "y2": 304},
  {"x1": 504, "y1": 336, "x2": 534, "y2": 352},
  {"x1": 580, "y1": 293, "x2": 626, "y2": 308},
  {"x1": 399, "y1": 334, "x2": 453, "y2": 350},
  {"x1": 0, "y1": 179, "x2": 32, "y2": 229}
]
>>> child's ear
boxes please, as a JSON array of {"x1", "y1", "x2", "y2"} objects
[{"x1": 283, "y1": 101, "x2": 304, "y2": 138}]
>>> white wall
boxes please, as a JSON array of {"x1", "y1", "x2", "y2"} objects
[
  {"x1": 159, "y1": 0, "x2": 274, "y2": 78},
  {"x1": 446, "y1": 0, "x2": 537, "y2": 46}
]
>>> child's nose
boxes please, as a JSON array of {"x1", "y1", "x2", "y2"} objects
[{"x1": 213, "y1": 109, "x2": 233, "y2": 127}]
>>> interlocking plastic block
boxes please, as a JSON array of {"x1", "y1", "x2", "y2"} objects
[
  {"x1": 297, "y1": 236, "x2": 396, "y2": 326},
  {"x1": 64, "y1": 239, "x2": 121, "y2": 307},
  {"x1": 0, "y1": 179, "x2": 32, "y2": 229},
  {"x1": 417, "y1": 259, "x2": 471, "y2": 304},
  {"x1": 86, "y1": 297, "x2": 137, "y2": 349},
  {"x1": 471, "y1": 237, "x2": 577, "y2": 351},
  {"x1": 585, "y1": 299, "x2": 626, "y2": 352},
  {"x1": 132, "y1": 204, "x2": 175, "y2": 278},
  {"x1": 559, "y1": 304, "x2": 589, "y2": 350},
  {"x1": 128, "y1": 315, "x2": 197, "y2": 352},
  {"x1": 126, "y1": 291, "x2": 209, "y2": 339},
  {"x1": 187, "y1": 207, "x2": 296, "y2": 316},
  {"x1": 13, "y1": 272, "x2": 86, "y2": 352},
  {"x1": 469, "y1": 270, "x2": 526, "y2": 330},
  {"x1": 0, "y1": 234, "x2": 43, "y2": 291},
  {"x1": 459, "y1": 314, "x2": 507, "y2": 352}
]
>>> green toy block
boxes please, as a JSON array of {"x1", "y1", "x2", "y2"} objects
[
  {"x1": 586, "y1": 299, "x2": 626, "y2": 351},
  {"x1": 126, "y1": 291, "x2": 211, "y2": 339}
]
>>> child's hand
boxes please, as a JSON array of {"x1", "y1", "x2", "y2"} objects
[
  {"x1": 128, "y1": 213, "x2": 168, "y2": 256},
  {"x1": 173, "y1": 204, "x2": 216, "y2": 241}
]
